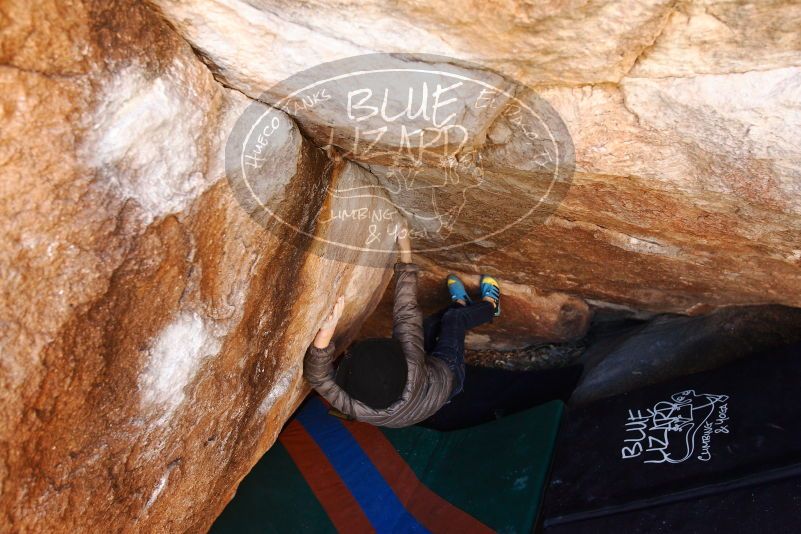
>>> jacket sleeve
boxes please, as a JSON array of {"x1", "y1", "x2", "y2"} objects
[
  {"x1": 392, "y1": 262, "x2": 426, "y2": 367},
  {"x1": 303, "y1": 342, "x2": 355, "y2": 414}
]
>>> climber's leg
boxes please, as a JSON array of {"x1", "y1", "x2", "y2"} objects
[
  {"x1": 430, "y1": 300, "x2": 495, "y2": 398},
  {"x1": 425, "y1": 300, "x2": 489, "y2": 354},
  {"x1": 480, "y1": 275, "x2": 501, "y2": 317},
  {"x1": 446, "y1": 274, "x2": 471, "y2": 306},
  {"x1": 423, "y1": 304, "x2": 461, "y2": 353},
  {"x1": 423, "y1": 308, "x2": 445, "y2": 354},
  {"x1": 423, "y1": 274, "x2": 472, "y2": 352},
  {"x1": 420, "y1": 363, "x2": 584, "y2": 431}
]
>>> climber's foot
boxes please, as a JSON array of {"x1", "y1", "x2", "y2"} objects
[
  {"x1": 480, "y1": 275, "x2": 501, "y2": 316},
  {"x1": 446, "y1": 274, "x2": 471, "y2": 306}
]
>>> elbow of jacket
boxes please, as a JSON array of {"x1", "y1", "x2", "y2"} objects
[{"x1": 394, "y1": 262, "x2": 419, "y2": 273}]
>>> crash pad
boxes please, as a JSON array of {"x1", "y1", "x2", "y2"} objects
[
  {"x1": 211, "y1": 397, "x2": 564, "y2": 533},
  {"x1": 543, "y1": 342, "x2": 801, "y2": 531}
]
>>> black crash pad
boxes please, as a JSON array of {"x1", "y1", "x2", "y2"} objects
[
  {"x1": 544, "y1": 475, "x2": 801, "y2": 533},
  {"x1": 543, "y1": 343, "x2": 801, "y2": 531}
]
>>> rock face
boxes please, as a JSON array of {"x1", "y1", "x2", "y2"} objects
[
  {"x1": 1, "y1": 1, "x2": 392, "y2": 531},
  {"x1": 2, "y1": 0, "x2": 801, "y2": 532},
  {"x1": 571, "y1": 305, "x2": 801, "y2": 405},
  {"x1": 359, "y1": 259, "x2": 592, "y2": 351},
  {"x1": 152, "y1": 0, "x2": 801, "y2": 314}
]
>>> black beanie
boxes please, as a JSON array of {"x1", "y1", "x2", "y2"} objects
[{"x1": 335, "y1": 338, "x2": 407, "y2": 410}]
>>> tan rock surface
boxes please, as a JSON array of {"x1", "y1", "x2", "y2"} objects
[
  {"x1": 151, "y1": 0, "x2": 801, "y2": 314},
  {"x1": 1, "y1": 1, "x2": 392, "y2": 531},
  {"x1": 150, "y1": 0, "x2": 677, "y2": 89},
  {"x1": 3, "y1": 0, "x2": 801, "y2": 532}
]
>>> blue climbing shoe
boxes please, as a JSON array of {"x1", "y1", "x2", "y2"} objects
[
  {"x1": 446, "y1": 274, "x2": 471, "y2": 305},
  {"x1": 480, "y1": 275, "x2": 501, "y2": 316}
]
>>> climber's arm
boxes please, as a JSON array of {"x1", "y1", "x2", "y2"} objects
[
  {"x1": 312, "y1": 296, "x2": 344, "y2": 350},
  {"x1": 304, "y1": 296, "x2": 359, "y2": 415},
  {"x1": 304, "y1": 340, "x2": 356, "y2": 414},
  {"x1": 392, "y1": 233, "x2": 425, "y2": 366}
]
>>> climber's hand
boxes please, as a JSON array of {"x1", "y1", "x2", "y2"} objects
[
  {"x1": 397, "y1": 222, "x2": 412, "y2": 264},
  {"x1": 313, "y1": 296, "x2": 344, "y2": 349}
]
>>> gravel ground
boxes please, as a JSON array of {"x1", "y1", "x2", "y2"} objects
[{"x1": 466, "y1": 340, "x2": 587, "y2": 371}]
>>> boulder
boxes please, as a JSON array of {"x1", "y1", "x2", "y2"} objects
[
  {"x1": 3, "y1": 0, "x2": 801, "y2": 532},
  {"x1": 0, "y1": 1, "x2": 392, "y2": 531},
  {"x1": 151, "y1": 0, "x2": 801, "y2": 313},
  {"x1": 571, "y1": 305, "x2": 801, "y2": 405}
]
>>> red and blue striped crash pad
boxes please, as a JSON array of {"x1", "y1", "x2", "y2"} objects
[{"x1": 211, "y1": 396, "x2": 564, "y2": 533}]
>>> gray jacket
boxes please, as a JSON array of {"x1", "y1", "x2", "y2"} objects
[{"x1": 303, "y1": 262, "x2": 454, "y2": 428}]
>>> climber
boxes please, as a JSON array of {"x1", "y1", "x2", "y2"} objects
[{"x1": 303, "y1": 231, "x2": 500, "y2": 428}]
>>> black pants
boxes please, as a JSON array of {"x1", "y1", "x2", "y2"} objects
[
  {"x1": 424, "y1": 301, "x2": 496, "y2": 398},
  {"x1": 422, "y1": 303, "x2": 583, "y2": 431}
]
